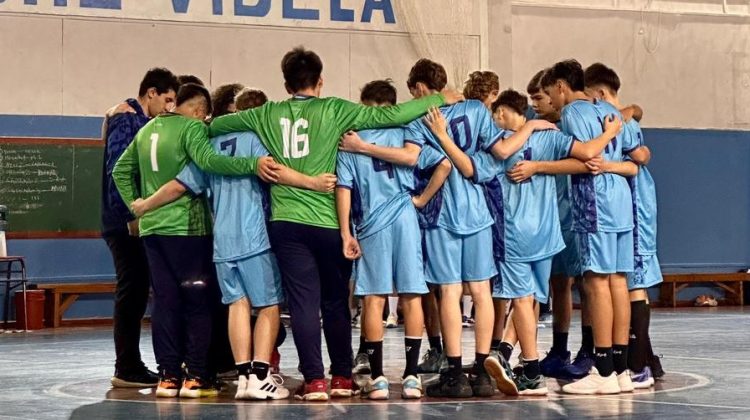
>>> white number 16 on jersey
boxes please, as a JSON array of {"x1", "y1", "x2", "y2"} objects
[{"x1": 280, "y1": 118, "x2": 310, "y2": 159}]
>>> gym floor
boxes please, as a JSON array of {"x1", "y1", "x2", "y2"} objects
[{"x1": 1, "y1": 307, "x2": 748, "y2": 419}]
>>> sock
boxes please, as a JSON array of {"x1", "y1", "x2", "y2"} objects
[
  {"x1": 403, "y1": 337, "x2": 422, "y2": 378},
  {"x1": 613, "y1": 344, "x2": 628, "y2": 375},
  {"x1": 523, "y1": 359, "x2": 541, "y2": 378},
  {"x1": 594, "y1": 347, "x2": 614, "y2": 377},
  {"x1": 357, "y1": 334, "x2": 366, "y2": 356},
  {"x1": 552, "y1": 331, "x2": 569, "y2": 354},
  {"x1": 368, "y1": 341, "x2": 384, "y2": 379},
  {"x1": 447, "y1": 356, "x2": 463, "y2": 378},
  {"x1": 428, "y1": 335, "x2": 443, "y2": 354},
  {"x1": 462, "y1": 296, "x2": 473, "y2": 318},
  {"x1": 473, "y1": 352, "x2": 488, "y2": 374},
  {"x1": 236, "y1": 361, "x2": 252, "y2": 377},
  {"x1": 628, "y1": 300, "x2": 650, "y2": 373},
  {"x1": 388, "y1": 296, "x2": 399, "y2": 317},
  {"x1": 252, "y1": 361, "x2": 270, "y2": 380},
  {"x1": 499, "y1": 342, "x2": 514, "y2": 362},
  {"x1": 581, "y1": 325, "x2": 594, "y2": 355},
  {"x1": 491, "y1": 339, "x2": 502, "y2": 351}
]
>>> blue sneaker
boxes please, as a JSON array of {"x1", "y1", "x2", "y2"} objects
[
  {"x1": 631, "y1": 366, "x2": 655, "y2": 389},
  {"x1": 539, "y1": 350, "x2": 571, "y2": 378},
  {"x1": 561, "y1": 349, "x2": 595, "y2": 380}
]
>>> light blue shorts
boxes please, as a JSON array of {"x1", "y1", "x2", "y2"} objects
[
  {"x1": 214, "y1": 250, "x2": 284, "y2": 307},
  {"x1": 551, "y1": 228, "x2": 580, "y2": 278},
  {"x1": 353, "y1": 208, "x2": 428, "y2": 296},
  {"x1": 627, "y1": 254, "x2": 663, "y2": 290},
  {"x1": 494, "y1": 257, "x2": 553, "y2": 304},
  {"x1": 424, "y1": 226, "x2": 498, "y2": 285},
  {"x1": 576, "y1": 230, "x2": 634, "y2": 275}
]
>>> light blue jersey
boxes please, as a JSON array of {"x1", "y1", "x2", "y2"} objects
[
  {"x1": 336, "y1": 128, "x2": 415, "y2": 239},
  {"x1": 623, "y1": 120, "x2": 657, "y2": 255},
  {"x1": 475, "y1": 130, "x2": 574, "y2": 262},
  {"x1": 561, "y1": 99, "x2": 635, "y2": 233},
  {"x1": 407, "y1": 100, "x2": 505, "y2": 235},
  {"x1": 176, "y1": 132, "x2": 271, "y2": 262}
]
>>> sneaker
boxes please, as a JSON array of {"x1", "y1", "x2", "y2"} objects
[
  {"x1": 179, "y1": 375, "x2": 220, "y2": 398},
  {"x1": 353, "y1": 353, "x2": 371, "y2": 375},
  {"x1": 618, "y1": 370, "x2": 634, "y2": 393},
  {"x1": 270, "y1": 349, "x2": 281, "y2": 375},
  {"x1": 294, "y1": 378, "x2": 329, "y2": 401},
  {"x1": 235, "y1": 375, "x2": 249, "y2": 399},
  {"x1": 111, "y1": 368, "x2": 159, "y2": 388},
  {"x1": 512, "y1": 360, "x2": 525, "y2": 378},
  {"x1": 539, "y1": 350, "x2": 571, "y2": 379},
  {"x1": 649, "y1": 354, "x2": 665, "y2": 379},
  {"x1": 155, "y1": 376, "x2": 181, "y2": 398},
  {"x1": 515, "y1": 373, "x2": 548, "y2": 396},
  {"x1": 631, "y1": 366, "x2": 655, "y2": 389},
  {"x1": 246, "y1": 374, "x2": 290, "y2": 400},
  {"x1": 362, "y1": 376, "x2": 389, "y2": 400},
  {"x1": 385, "y1": 313, "x2": 399, "y2": 329},
  {"x1": 417, "y1": 348, "x2": 443, "y2": 374},
  {"x1": 330, "y1": 376, "x2": 358, "y2": 398},
  {"x1": 468, "y1": 371, "x2": 494, "y2": 397},
  {"x1": 561, "y1": 367, "x2": 621, "y2": 395},
  {"x1": 401, "y1": 375, "x2": 423, "y2": 399},
  {"x1": 425, "y1": 373, "x2": 473, "y2": 398},
  {"x1": 484, "y1": 353, "x2": 518, "y2": 396},
  {"x1": 561, "y1": 349, "x2": 595, "y2": 380}
]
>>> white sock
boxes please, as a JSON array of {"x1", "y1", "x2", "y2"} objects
[
  {"x1": 462, "y1": 296, "x2": 473, "y2": 318},
  {"x1": 388, "y1": 296, "x2": 399, "y2": 317}
]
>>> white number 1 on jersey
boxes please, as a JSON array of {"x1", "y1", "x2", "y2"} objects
[
  {"x1": 150, "y1": 133, "x2": 159, "y2": 172},
  {"x1": 280, "y1": 118, "x2": 310, "y2": 159}
]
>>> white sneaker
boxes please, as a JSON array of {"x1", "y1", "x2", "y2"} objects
[
  {"x1": 362, "y1": 376, "x2": 389, "y2": 400},
  {"x1": 562, "y1": 368, "x2": 621, "y2": 395},
  {"x1": 245, "y1": 374, "x2": 290, "y2": 400},
  {"x1": 618, "y1": 370, "x2": 634, "y2": 393},
  {"x1": 401, "y1": 375, "x2": 422, "y2": 399},
  {"x1": 385, "y1": 313, "x2": 398, "y2": 329},
  {"x1": 235, "y1": 374, "x2": 249, "y2": 399}
]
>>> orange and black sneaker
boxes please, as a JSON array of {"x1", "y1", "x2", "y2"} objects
[
  {"x1": 155, "y1": 375, "x2": 181, "y2": 398},
  {"x1": 330, "y1": 376, "x2": 358, "y2": 398},
  {"x1": 179, "y1": 374, "x2": 219, "y2": 399},
  {"x1": 294, "y1": 378, "x2": 328, "y2": 401}
]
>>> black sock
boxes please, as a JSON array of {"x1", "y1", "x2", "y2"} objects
[
  {"x1": 499, "y1": 342, "x2": 514, "y2": 362},
  {"x1": 252, "y1": 361, "x2": 270, "y2": 380},
  {"x1": 403, "y1": 337, "x2": 422, "y2": 378},
  {"x1": 628, "y1": 300, "x2": 650, "y2": 373},
  {"x1": 594, "y1": 347, "x2": 614, "y2": 377},
  {"x1": 473, "y1": 352, "x2": 489, "y2": 374},
  {"x1": 552, "y1": 331, "x2": 569, "y2": 354},
  {"x1": 491, "y1": 339, "x2": 502, "y2": 351},
  {"x1": 581, "y1": 326, "x2": 594, "y2": 355},
  {"x1": 357, "y1": 334, "x2": 366, "y2": 356},
  {"x1": 236, "y1": 362, "x2": 252, "y2": 377},
  {"x1": 613, "y1": 345, "x2": 628, "y2": 375},
  {"x1": 447, "y1": 356, "x2": 463, "y2": 378},
  {"x1": 523, "y1": 359, "x2": 541, "y2": 378},
  {"x1": 368, "y1": 341, "x2": 384, "y2": 379},
  {"x1": 428, "y1": 335, "x2": 443, "y2": 354}
]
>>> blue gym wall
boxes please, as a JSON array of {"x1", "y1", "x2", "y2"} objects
[{"x1": 1, "y1": 116, "x2": 749, "y2": 320}]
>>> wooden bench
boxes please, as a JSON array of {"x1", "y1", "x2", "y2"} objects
[
  {"x1": 659, "y1": 273, "x2": 750, "y2": 308},
  {"x1": 36, "y1": 282, "x2": 116, "y2": 327}
]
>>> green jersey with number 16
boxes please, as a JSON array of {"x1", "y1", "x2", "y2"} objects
[{"x1": 209, "y1": 94, "x2": 446, "y2": 229}]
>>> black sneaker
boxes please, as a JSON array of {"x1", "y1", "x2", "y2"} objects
[
  {"x1": 111, "y1": 368, "x2": 159, "y2": 388},
  {"x1": 469, "y1": 371, "x2": 495, "y2": 397},
  {"x1": 425, "y1": 373, "x2": 473, "y2": 398}
]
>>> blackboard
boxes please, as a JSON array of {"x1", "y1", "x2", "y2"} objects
[{"x1": 0, "y1": 138, "x2": 102, "y2": 239}]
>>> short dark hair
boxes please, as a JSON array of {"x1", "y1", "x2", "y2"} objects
[
  {"x1": 176, "y1": 83, "x2": 212, "y2": 115},
  {"x1": 235, "y1": 88, "x2": 269, "y2": 111},
  {"x1": 211, "y1": 83, "x2": 245, "y2": 119},
  {"x1": 138, "y1": 67, "x2": 179, "y2": 97},
  {"x1": 177, "y1": 74, "x2": 205, "y2": 87},
  {"x1": 526, "y1": 69, "x2": 547, "y2": 95},
  {"x1": 495, "y1": 89, "x2": 529, "y2": 116},
  {"x1": 407, "y1": 59, "x2": 447, "y2": 91},
  {"x1": 360, "y1": 79, "x2": 397, "y2": 106},
  {"x1": 463, "y1": 71, "x2": 499, "y2": 102},
  {"x1": 584, "y1": 62, "x2": 621, "y2": 93},
  {"x1": 540, "y1": 59, "x2": 585, "y2": 92},
  {"x1": 281, "y1": 47, "x2": 323, "y2": 92}
]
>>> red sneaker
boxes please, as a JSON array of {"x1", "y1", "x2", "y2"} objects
[
  {"x1": 330, "y1": 376, "x2": 358, "y2": 398},
  {"x1": 271, "y1": 348, "x2": 281, "y2": 375},
  {"x1": 294, "y1": 378, "x2": 328, "y2": 401}
]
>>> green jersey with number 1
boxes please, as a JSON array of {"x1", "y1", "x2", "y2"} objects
[
  {"x1": 209, "y1": 94, "x2": 445, "y2": 228},
  {"x1": 113, "y1": 113, "x2": 259, "y2": 236}
]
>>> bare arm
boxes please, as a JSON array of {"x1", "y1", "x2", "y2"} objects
[
  {"x1": 422, "y1": 107, "x2": 476, "y2": 178},
  {"x1": 276, "y1": 166, "x2": 337, "y2": 193},
  {"x1": 130, "y1": 180, "x2": 187, "y2": 217},
  {"x1": 627, "y1": 146, "x2": 651, "y2": 166},
  {"x1": 490, "y1": 119, "x2": 559, "y2": 160},
  {"x1": 506, "y1": 159, "x2": 589, "y2": 183},
  {"x1": 568, "y1": 115, "x2": 622, "y2": 161},
  {"x1": 339, "y1": 131, "x2": 421, "y2": 167},
  {"x1": 587, "y1": 159, "x2": 639, "y2": 177},
  {"x1": 413, "y1": 158, "x2": 452, "y2": 209},
  {"x1": 335, "y1": 187, "x2": 361, "y2": 260}
]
